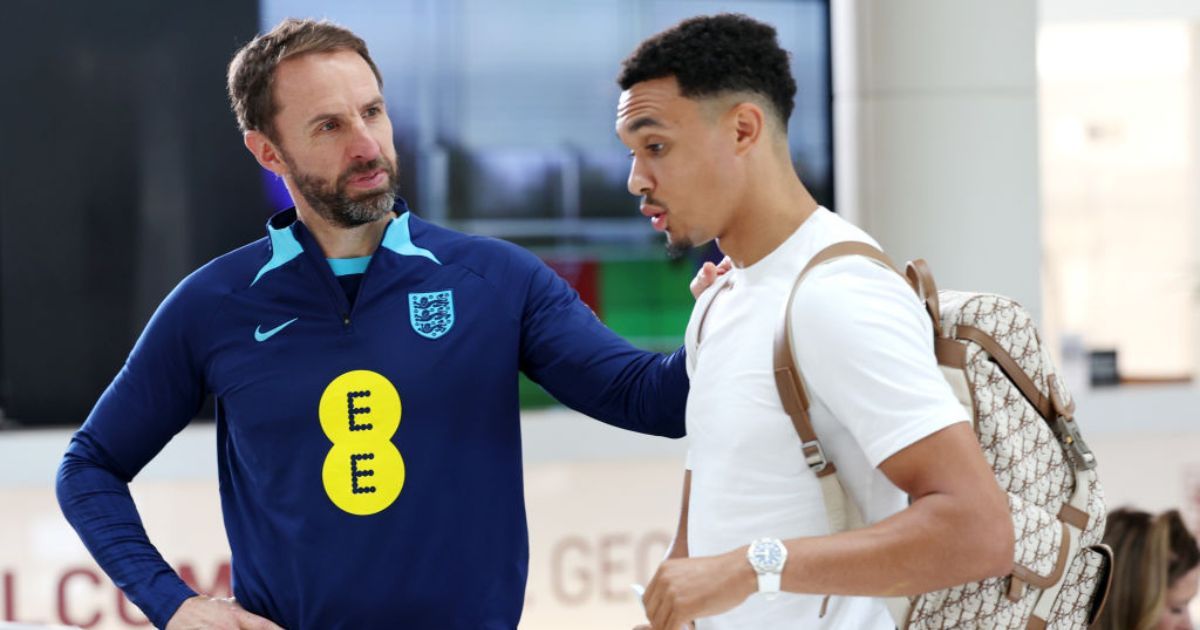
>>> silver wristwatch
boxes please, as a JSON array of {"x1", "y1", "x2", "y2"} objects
[{"x1": 746, "y1": 537, "x2": 788, "y2": 598}]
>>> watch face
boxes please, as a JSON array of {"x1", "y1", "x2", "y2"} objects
[{"x1": 750, "y1": 540, "x2": 784, "y2": 573}]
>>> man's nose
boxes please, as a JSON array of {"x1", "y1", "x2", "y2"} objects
[
  {"x1": 346, "y1": 119, "x2": 382, "y2": 163},
  {"x1": 627, "y1": 157, "x2": 652, "y2": 197}
]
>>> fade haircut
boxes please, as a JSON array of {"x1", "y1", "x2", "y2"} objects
[
  {"x1": 617, "y1": 13, "x2": 797, "y2": 129},
  {"x1": 227, "y1": 18, "x2": 382, "y2": 139}
]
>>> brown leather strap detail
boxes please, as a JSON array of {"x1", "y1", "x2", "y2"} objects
[
  {"x1": 774, "y1": 241, "x2": 903, "y2": 479},
  {"x1": 773, "y1": 325, "x2": 835, "y2": 477},
  {"x1": 935, "y1": 337, "x2": 967, "y2": 368},
  {"x1": 1047, "y1": 373, "x2": 1076, "y2": 418},
  {"x1": 694, "y1": 279, "x2": 732, "y2": 345},
  {"x1": 1011, "y1": 522, "x2": 1072, "y2": 589},
  {"x1": 1007, "y1": 575, "x2": 1026, "y2": 603},
  {"x1": 1058, "y1": 504, "x2": 1089, "y2": 531},
  {"x1": 905, "y1": 259, "x2": 942, "y2": 338},
  {"x1": 955, "y1": 325, "x2": 1055, "y2": 423},
  {"x1": 1026, "y1": 615, "x2": 1047, "y2": 630},
  {"x1": 1088, "y1": 544, "x2": 1115, "y2": 625},
  {"x1": 799, "y1": 241, "x2": 901, "y2": 278},
  {"x1": 772, "y1": 356, "x2": 838, "y2": 477}
]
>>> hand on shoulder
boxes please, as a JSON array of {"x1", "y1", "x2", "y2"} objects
[{"x1": 690, "y1": 257, "x2": 733, "y2": 298}]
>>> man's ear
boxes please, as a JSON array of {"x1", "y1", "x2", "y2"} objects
[
  {"x1": 244, "y1": 130, "x2": 288, "y2": 176},
  {"x1": 729, "y1": 102, "x2": 766, "y2": 157}
]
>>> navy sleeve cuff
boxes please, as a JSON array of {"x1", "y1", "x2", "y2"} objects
[{"x1": 145, "y1": 576, "x2": 199, "y2": 629}]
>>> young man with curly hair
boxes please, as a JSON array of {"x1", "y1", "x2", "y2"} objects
[{"x1": 616, "y1": 14, "x2": 1014, "y2": 629}]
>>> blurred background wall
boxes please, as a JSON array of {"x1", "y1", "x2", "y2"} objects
[
  {"x1": 1, "y1": 0, "x2": 1198, "y2": 627},
  {"x1": 0, "y1": 0, "x2": 263, "y2": 423}
]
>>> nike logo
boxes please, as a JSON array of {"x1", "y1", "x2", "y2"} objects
[{"x1": 255, "y1": 317, "x2": 299, "y2": 342}]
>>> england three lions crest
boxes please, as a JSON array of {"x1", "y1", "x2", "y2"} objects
[{"x1": 408, "y1": 290, "x2": 454, "y2": 340}]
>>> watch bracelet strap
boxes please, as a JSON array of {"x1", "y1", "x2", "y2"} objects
[{"x1": 757, "y1": 572, "x2": 781, "y2": 593}]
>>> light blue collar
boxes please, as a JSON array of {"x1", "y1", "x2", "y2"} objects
[
  {"x1": 252, "y1": 216, "x2": 304, "y2": 286},
  {"x1": 327, "y1": 256, "x2": 372, "y2": 277},
  {"x1": 381, "y1": 211, "x2": 441, "y2": 265},
  {"x1": 252, "y1": 208, "x2": 440, "y2": 287}
]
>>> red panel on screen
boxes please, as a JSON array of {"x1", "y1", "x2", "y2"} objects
[{"x1": 544, "y1": 259, "x2": 602, "y2": 319}]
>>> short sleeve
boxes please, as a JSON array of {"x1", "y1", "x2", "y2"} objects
[{"x1": 789, "y1": 258, "x2": 968, "y2": 467}]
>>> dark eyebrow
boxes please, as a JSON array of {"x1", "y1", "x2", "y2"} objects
[
  {"x1": 306, "y1": 111, "x2": 340, "y2": 128},
  {"x1": 305, "y1": 98, "x2": 385, "y2": 128},
  {"x1": 623, "y1": 116, "x2": 664, "y2": 134}
]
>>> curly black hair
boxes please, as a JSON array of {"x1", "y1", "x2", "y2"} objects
[{"x1": 617, "y1": 13, "x2": 796, "y2": 127}]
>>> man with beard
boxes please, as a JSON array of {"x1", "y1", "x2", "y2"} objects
[{"x1": 56, "y1": 18, "x2": 691, "y2": 630}]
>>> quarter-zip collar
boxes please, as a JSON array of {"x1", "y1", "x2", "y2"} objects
[{"x1": 252, "y1": 198, "x2": 443, "y2": 327}]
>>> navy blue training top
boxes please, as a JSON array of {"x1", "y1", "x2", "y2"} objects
[{"x1": 56, "y1": 202, "x2": 688, "y2": 629}]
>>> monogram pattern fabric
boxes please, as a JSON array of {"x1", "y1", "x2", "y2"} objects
[
  {"x1": 903, "y1": 292, "x2": 1109, "y2": 629},
  {"x1": 1043, "y1": 547, "x2": 1110, "y2": 628}
]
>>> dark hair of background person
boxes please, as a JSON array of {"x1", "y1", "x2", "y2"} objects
[
  {"x1": 616, "y1": 13, "x2": 798, "y2": 130},
  {"x1": 1095, "y1": 508, "x2": 1200, "y2": 630}
]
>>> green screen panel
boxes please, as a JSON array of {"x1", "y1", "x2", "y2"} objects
[{"x1": 517, "y1": 256, "x2": 697, "y2": 409}]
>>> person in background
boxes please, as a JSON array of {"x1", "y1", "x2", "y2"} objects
[{"x1": 1096, "y1": 508, "x2": 1199, "y2": 630}]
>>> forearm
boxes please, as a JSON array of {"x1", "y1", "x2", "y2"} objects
[
  {"x1": 640, "y1": 346, "x2": 690, "y2": 437},
  {"x1": 595, "y1": 345, "x2": 689, "y2": 437},
  {"x1": 521, "y1": 256, "x2": 690, "y2": 438},
  {"x1": 57, "y1": 451, "x2": 197, "y2": 627},
  {"x1": 768, "y1": 493, "x2": 1012, "y2": 597},
  {"x1": 760, "y1": 425, "x2": 1013, "y2": 599},
  {"x1": 643, "y1": 428, "x2": 1014, "y2": 626},
  {"x1": 534, "y1": 340, "x2": 689, "y2": 438},
  {"x1": 667, "y1": 470, "x2": 691, "y2": 559}
]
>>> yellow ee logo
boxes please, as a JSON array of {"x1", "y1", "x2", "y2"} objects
[{"x1": 319, "y1": 370, "x2": 405, "y2": 516}]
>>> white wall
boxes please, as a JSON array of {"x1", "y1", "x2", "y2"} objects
[
  {"x1": 833, "y1": 0, "x2": 1042, "y2": 317},
  {"x1": 1038, "y1": 0, "x2": 1200, "y2": 382},
  {"x1": 1038, "y1": 20, "x2": 1197, "y2": 378},
  {"x1": 1041, "y1": 0, "x2": 1200, "y2": 23}
]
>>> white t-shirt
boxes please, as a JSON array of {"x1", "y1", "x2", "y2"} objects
[{"x1": 683, "y1": 207, "x2": 968, "y2": 629}]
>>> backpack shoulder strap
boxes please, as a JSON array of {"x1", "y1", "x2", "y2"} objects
[
  {"x1": 772, "y1": 240, "x2": 902, "y2": 477},
  {"x1": 773, "y1": 240, "x2": 912, "y2": 624}
]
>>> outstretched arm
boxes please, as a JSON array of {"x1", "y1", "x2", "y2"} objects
[{"x1": 519, "y1": 256, "x2": 689, "y2": 437}]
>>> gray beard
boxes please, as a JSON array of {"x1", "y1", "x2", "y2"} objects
[
  {"x1": 279, "y1": 146, "x2": 400, "y2": 228},
  {"x1": 292, "y1": 171, "x2": 397, "y2": 228}
]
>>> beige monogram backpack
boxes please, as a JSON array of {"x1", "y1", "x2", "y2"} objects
[{"x1": 772, "y1": 242, "x2": 1113, "y2": 629}]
